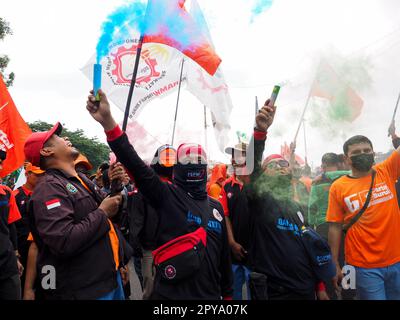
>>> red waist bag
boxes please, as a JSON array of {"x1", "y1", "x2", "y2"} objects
[{"x1": 152, "y1": 227, "x2": 207, "y2": 282}]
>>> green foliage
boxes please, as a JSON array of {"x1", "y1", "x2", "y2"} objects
[
  {"x1": 28, "y1": 121, "x2": 110, "y2": 173},
  {"x1": 0, "y1": 17, "x2": 14, "y2": 87}
]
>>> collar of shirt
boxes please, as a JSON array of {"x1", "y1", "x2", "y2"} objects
[
  {"x1": 21, "y1": 185, "x2": 33, "y2": 196},
  {"x1": 226, "y1": 175, "x2": 244, "y2": 190}
]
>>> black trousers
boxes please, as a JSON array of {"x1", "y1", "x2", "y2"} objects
[{"x1": 0, "y1": 274, "x2": 21, "y2": 300}]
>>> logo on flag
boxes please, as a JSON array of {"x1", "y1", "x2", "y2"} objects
[
  {"x1": 46, "y1": 199, "x2": 61, "y2": 210},
  {"x1": 107, "y1": 42, "x2": 161, "y2": 85}
]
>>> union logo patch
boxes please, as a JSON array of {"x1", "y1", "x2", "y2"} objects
[
  {"x1": 164, "y1": 265, "x2": 176, "y2": 280},
  {"x1": 66, "y1": 183, "x2": 78, "y2": 194}
]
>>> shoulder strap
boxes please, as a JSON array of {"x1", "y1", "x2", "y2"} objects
[{"x1": 343, "y1": 170, "x2": 376, "y2": 234}]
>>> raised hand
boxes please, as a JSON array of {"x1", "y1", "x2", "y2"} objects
[
  {"x1": 255, "y1": 99, "x2": 277, "y2": 132},
  {"x1": 86, "y1": 89, "x2": 117, "y2": 131}
]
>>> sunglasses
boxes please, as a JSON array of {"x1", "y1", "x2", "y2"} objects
[{"x1": 266, "y1": 159, "x2": 290, "y2": 169}]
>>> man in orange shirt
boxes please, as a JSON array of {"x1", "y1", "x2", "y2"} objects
[{"x1": 327, "y1": 135, "x2": 400, "y2": 300}]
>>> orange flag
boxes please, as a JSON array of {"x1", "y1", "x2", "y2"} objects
[{"x1": 0, "y1": 77, "x2": 32, "y2": 178}]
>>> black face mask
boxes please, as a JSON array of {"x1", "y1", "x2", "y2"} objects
[
  {"x1": 350, "y1": 153, "x2": 374, "y2": 172},
  {"x1": 173, "y1": 163, "x2": 207, "y2": 200}
]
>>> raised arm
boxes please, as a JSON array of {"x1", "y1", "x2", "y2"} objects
[
  {"x1": 86, "y1": 90, "x2": 167, "y2": 207},
  {"x1": 246, "y1": 99, "x2": 276, "y2": 183},
  {"x1": 388, "y1": 120, "x2": 400, "y2": 149}
]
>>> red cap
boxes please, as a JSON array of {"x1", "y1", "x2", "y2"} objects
[
  {"x1": 177, "y1": 143, "x2": 207, "y2": 164},
  {"x1": 24, "y1": 122, "x2": 63, "y2": 166},
  {"x1": 262, "y1": 154, "x2": 285, "y2": 169}
]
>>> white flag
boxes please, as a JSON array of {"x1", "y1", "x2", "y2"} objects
[
  {"x1": 13, "y1": 168, "x2": 26, "y2": 190},
  {"x1": 82, "y1": 34, "x2": 184, "y2": 119}
]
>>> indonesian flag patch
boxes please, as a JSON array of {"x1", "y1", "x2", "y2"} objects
[{"x1": 46, "y1": 199, "x2": 61, "y2": 210}]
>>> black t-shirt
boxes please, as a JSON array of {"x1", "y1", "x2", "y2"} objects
[
  {"x1": 108, "y1": 131, "x2": 233, "y2": 299},
  {"x1": 247, "y1": 187, "x2": 317, "y2": 295},
  {"x1": 222, "y1": 177, "x2": 251, "y2": 265}
]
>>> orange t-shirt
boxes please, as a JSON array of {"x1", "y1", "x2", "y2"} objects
[{"x1": 327, "y1": 150, "x2": 400, "y2": 268}]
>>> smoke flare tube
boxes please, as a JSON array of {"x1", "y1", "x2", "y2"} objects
[
  {"x1": 269, "y1": 85, "x2": 280, "y2": 106},
  {"x1": 93, "y1": 63, "x2": 102, "y2": 101}
]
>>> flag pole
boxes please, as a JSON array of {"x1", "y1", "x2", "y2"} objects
[
  {"x1": 253, "y1": 96, "x2": 259, "y2": 127},
  {"x1": 171, "y1": 58, "x2": 185, "y2": 146},
  {"x1": 255, "y1": 96, "x2": 259, "y2": 116},
  {"x1": 122, "y1": 1, "x2": 152, "y2": 132},
  {"x1": 303, "y1": 118, "x2": 308, "y2": 165},
  {"x1": 388, "y1": 91, "x2": 400, "y2": 136},
  {"x1": 122, "y1": 36, "x2": 144, "y2": 132},
  {"x1": 203, "y1": 105, "x2": 208, "y2": 152},
  {"x1": 293, "y1": 89, "x2": 312, "y2": 143}
]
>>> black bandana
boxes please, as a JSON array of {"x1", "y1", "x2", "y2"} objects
[{"x1": 173, "y1": 163, "x2": 208, "y2": 200}]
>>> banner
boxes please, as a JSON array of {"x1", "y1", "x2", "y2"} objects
[{"x1": 82, "y1": 38, "x2": 184, "y2": 120}]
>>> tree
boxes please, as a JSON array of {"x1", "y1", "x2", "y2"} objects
[
  {"x1": 28, "y1": 121, "x2": 110, "y2": 173},
  {"x1": 0, "y1": 17, "x2": 15, "y2": 87}
]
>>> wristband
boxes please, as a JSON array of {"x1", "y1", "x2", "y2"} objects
[
  {"x1": 105, "y1": 125, "x2": 123, "y2": 142},
  {"x1": 254, "y1": 128, "x2": 267, "y2": 140}
]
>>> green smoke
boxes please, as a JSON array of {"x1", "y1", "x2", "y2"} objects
[{"x1": 308, "y1": 52, "x2": 372, "y2": 131}]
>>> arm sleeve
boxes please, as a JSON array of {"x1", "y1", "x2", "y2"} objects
[
  {"x1": 326, "y1": 183, "x2": 345, "y2": 224},
  {"x1": 32, "y1": 182, "x2": 111, "y2": 258},
  {"x1": 128, "y1": 194, "x2": 145, "y2": 257},
  {"x1": 380, "y1": 150, "x2": 400, "y2": 182},
  {"x1": 106, "y1": 126, "x2": 167, "y2": 208}
]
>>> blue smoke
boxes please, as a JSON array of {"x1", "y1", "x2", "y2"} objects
[
  {"x1": 96, "y1": 0, "x2": 214, "y2": 63},
  {"x1": 250, "y1": 0, "x2": 273, "y2": 22},
  {"x1": 144, "y1": 0, "x2": 206, "y2": 53},
  {"x1": 96, "y1": 1, "x2": 146, "y2": 63}
]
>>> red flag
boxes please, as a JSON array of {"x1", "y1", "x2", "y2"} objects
[
  {"x1": 310, "y1": 60, "x2": 363, "y2": 122},
  {"x1": 0, "y1": 77, "x2": 32, "y2": 178},
  {"x1": 143, "y1": 0, "x2": 221, "y2": 76}
]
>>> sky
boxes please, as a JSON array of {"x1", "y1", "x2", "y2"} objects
[{"x1": 2, "y1": 0, "x2": 400, "y2": 167}]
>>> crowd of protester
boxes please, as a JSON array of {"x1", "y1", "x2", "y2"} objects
[{"x1": 1, "y1": 90, "x2": 400, "y2": 300}]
